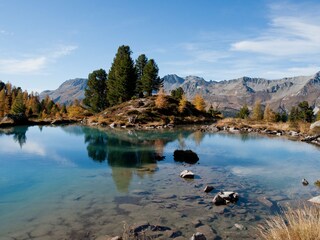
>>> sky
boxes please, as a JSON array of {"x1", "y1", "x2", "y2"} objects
[{"x1": 0, "y1": 0, "x2": 320, "y2": 92}]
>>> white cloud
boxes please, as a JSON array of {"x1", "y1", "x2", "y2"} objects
[
  {"x1": 231, "y1": 16, "x2": 320, "y2": 57},
  {"x1": 0, "y1": 45, "x2": 77, "y2": 75},
  {"x1": 0, "y1": 57, "x2": 47, "y2": 74},
  {"x1": 52, "y1": 45, "x2": 78, "y2": 58}
]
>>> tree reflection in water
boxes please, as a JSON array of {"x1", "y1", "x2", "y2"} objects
[
  {"x1": 82, "y1": 128, "x2": 170, "y2": 192},
  {"x1": 0, "y1": 126, "x2": 28, "y2": 148}
]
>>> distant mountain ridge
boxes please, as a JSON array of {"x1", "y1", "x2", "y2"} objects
[
  {"x1": 40, "y1": 72, "x2": 320, "y2": 115},
  {"x1": 40, "y1": 78, "x2": 87, "y2": 105},
  {"x1": 163, "y1": 72, "x2": 320, "y2": 116}
]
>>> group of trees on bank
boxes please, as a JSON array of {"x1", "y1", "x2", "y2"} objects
[
  {"x1": 84, "y1": 45, "x2": 162, "y2": 113},
  {"x1": 237, "y1": 100, "x2": 317, "y2": 123},
  {"x1": 0, "y1": 82, "x2": 68, "y2": 119}
]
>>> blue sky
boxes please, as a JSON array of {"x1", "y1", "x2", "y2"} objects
[{"x1": 0, "y1": 0, "x2": 320, "y2": 92}]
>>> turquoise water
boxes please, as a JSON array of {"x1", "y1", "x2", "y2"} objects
[{"x1": 0, "y1": 125, "x2": 319, "y2": 239}]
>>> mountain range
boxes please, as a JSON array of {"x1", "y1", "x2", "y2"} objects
[{"x1": 40, "y1": 72, "x2": 320, "y2": 116}]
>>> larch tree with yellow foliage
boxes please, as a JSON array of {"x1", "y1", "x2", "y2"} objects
[
  {"x1": 155, "y1": 88, "x2": 167, "y2": 109},
  {"x1": 178, "y1": 94, "x2": 187, "y2": 113},
  {"x1": 193, "y1": 94, "x2": 206, "y2": 112}
]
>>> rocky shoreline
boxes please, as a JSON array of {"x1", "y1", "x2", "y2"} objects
[{"x1": 196, "y1": 124, "x2": 320, "y2": 147}]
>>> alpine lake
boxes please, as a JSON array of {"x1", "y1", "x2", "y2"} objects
[{"x1": 0, "y1": 125, "x2": 319, "y2": 240}]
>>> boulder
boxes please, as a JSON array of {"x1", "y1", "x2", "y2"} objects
[
  {"x1": 203, "y1": 185, "x2": 214, "y2": 193},
  {"x1": 190, "y1": 232, "x2": 206, "y2": 240},
  {"x1": 308, "y1": 195, "x2": 320, "y2": 204},
  {"x1": 302, "y1": 178, "x2": 309, "y2": 186},
  {"x1": 174, "y1": 150, "x2": 199, "y2": 164},
  {"x1": 180, "y1": 170, "x2": 195, "y2": 179},
  {"x1": 310, "y1": 120, "x2": 320, "y2": 130},
  {"x1": 109, "y1": 122, "x2": 116, "y2": 128},
  {"x1": 212, "y1": 191, "x2": 239, "y2": 205}
]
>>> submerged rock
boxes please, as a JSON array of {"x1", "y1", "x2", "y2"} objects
[
  {"x1": 190, "y1": 232, "x2": 206, "y2": 240},
  {"x1": 174, "y1": 150, "x2": 199, "y2": 164},
  {"x1": 180, "y1": 170, "x2": 195, "y2": 179},
  {"x1": 308, "y1": 195, "x2": 320, "y2": 204},
  {"x1": 203, "y1": 185, "x2": 214, "y2": 193},
  {"x1": 212, "y1": 191, "x2": 239, "y2": 205},
  {"x1": 302, "y1": 178, "x2": 309, "y2": 186},
  {"x1": 257, "y1": 196, "x2": 273, "y2": 208},
  {"x1": 234, "y1": 223, "x2": 246, "y2": 231}
]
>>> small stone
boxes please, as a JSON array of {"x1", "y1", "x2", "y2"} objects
[
  {"x1": 234, "y1": 223, "x2": 246, "y2": 231},
  {"x1": 180, "y1": 170, "x2": 195, "y2": 179},
  {"x1": 111, "y1": 237, "x2": 122, "y2": 240},
  {"x1": 192, "y1": 219, "x2": 202, "y2": 228}
]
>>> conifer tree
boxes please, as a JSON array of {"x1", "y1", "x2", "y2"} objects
[
  {"x1": 155, "y1": 88, "x2": 167, "y2": 108},
  {"x1": 178, "y1": 94, "x2": 187, "y2": 113},
  {"x1": 10, "y1": 91, "x2": 26, "y2": 115},
  {"x1": 237, "y1": 104, "x2": 250, "y2": 119},
  {"x1": 171, "y1": 87, "x2": 184, "y2": 100},
  {"x1": 84, "y1": 69, "x2": 108, "y2": 112},
  {"x1": 252, "y1": 100, "x2": 263, "y2": 121},
  {"x1": 0, "y1": 89, "x2": 5, "y2": 117},
  {"x1": 141, "y1": 59, "x2": 162, "y2": 96},
  {"x1": 107, "y1": 45, "x2": 137, "y2": 106},
  {"x1": 263, "y1": 104, "x2": 276, "y2": 122},
  {"x1": 135, "y1": 54, "x2": 148, "y2": 97},
  {"x1": 193, "y1": 94, "x2": 206, "y2": 112}
]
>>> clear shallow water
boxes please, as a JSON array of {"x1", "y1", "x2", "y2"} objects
[{"x1": 0, "y1": 125, "x2": 319, "y2": 239}]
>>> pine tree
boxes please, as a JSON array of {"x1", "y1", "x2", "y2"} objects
[
  {"x1": 178, "y1": 94, "x2": 187, "y2": 113},
  {"x1": 252, "y1": 100, "x2": 263, "y2": 121},
  {"x1": 140, "y1": 59, "x2": 162, "y2": 96},
  {"x1": 237, "y1": 104, "x2": 250, "y2": 119},
  {"x1": 193, "y1": 94, "x2": 206, "y2": 112},
  {"x1": 171, "y1": 87, "x2": 184, "y2": 100},
  {"x1": 155, "y1": 88, "x2": 167, "y2": 108},
  {"x1": 84, "y1": 69, "x2": 108, "y2": 112},
  {"x1": 107, "y1": 45, "x2": 137, "y2": 106},
  {"x1": 298, "y1": 101, "x2": 313, "y2": 123},
  {"x1": 10, "y1": 91, "x2": 26, "y2": 115},
  {"x1": 135, "y1": 54, "x2": 148, "y2": 97}
]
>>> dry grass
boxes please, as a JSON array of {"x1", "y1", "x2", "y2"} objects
[{"x1": 259, "y1": 205, "x2": 320, "y2": 240}]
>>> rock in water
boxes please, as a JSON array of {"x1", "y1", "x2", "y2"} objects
[
  {"x1": 174, "y1": 149, "x2": 199, "y2": 164},
  {"x1": 308, "y1": 195, "x2": 320, "y2": 204},
  {"x1": 302, "y1": 178, "x2": 309, "y2": 186},
  {"x1": 190, "y1": 232, "x2": 206, "y2": 240},
  {"x1": 180, "y1": 170, "x2": 195, "y2": 179},
  {"x1": 203, "y1": 185, "x2": 214, "y2": 193},
  {"x1": 212, "y1": 191, "x2": 239, "y2": 205}
]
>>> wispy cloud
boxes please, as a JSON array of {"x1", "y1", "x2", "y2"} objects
[
  {"x1": 0, "y1": 29, "x2": 13, "y2": 36},
  {"x1": 0, "y1": 45, "x2": 78, "y2": 75},
  {"x1": 231, "y1": 16, "x2": 320, "y2": 57},
  {"x1": 161, "y1": 2, "x2": 320, "y2": 80},
  {"x1": 0, "y1": 57, "x2": 47, "y2": 74}
]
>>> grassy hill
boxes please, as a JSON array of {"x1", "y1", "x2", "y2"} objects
[{"x1": 87, "y1": 96, "x2": 214, "y2": 128}]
